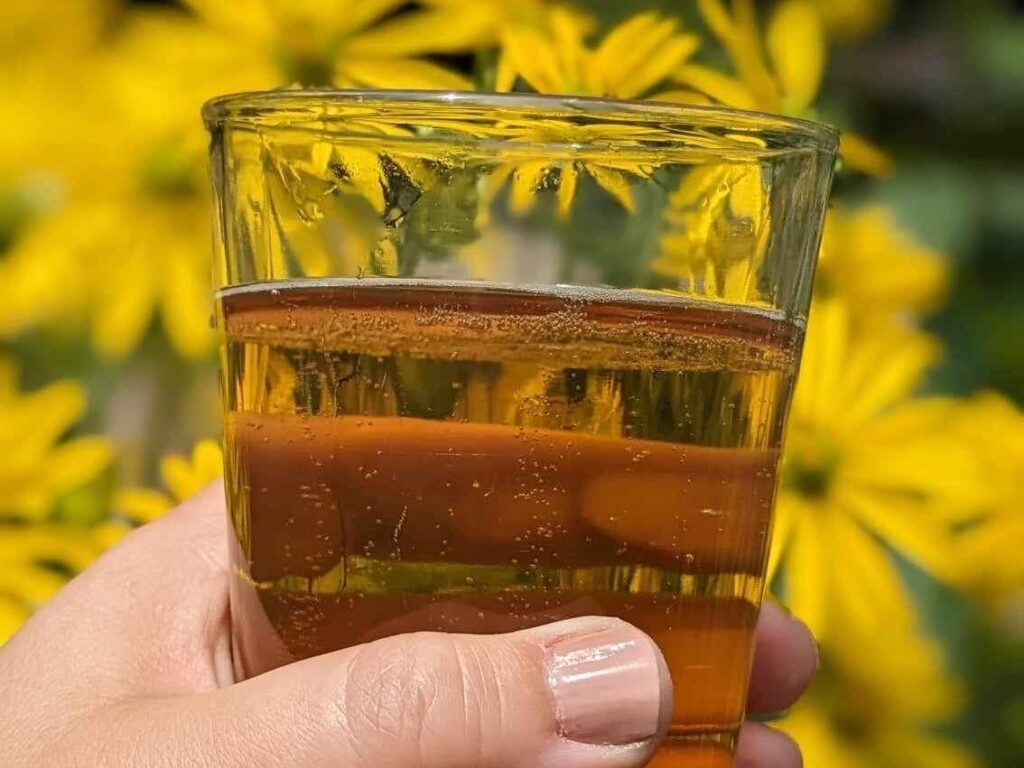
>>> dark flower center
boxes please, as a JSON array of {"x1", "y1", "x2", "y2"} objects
[
  {"x1": 782, "y1": 432, "x2": 840, "y2": 499},
  {"x1": 279, "y1": 51, "x2": 335, "y2": 87}
]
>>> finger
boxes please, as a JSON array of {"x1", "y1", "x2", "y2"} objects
[
  {"x1": 163, "y1": 616, "x2": 673, "y2": 768},
  {"x1": 10, "y1": 484, "x2": 233, "y2": 695},
  {"x1": 746, "y1": 601, "x2": 818, "y2": 715},
  {"x1": 735, "y1": 722, "x2": 802, "y2": 768},
  {"x1": 114, "y1": 480, "x2": 230, "y2": 579}
]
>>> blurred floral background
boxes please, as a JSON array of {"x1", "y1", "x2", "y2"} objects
[{"x1": 2, "y1": 0, "x2": 1022, "y2": 765}]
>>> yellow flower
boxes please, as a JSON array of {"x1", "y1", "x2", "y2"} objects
[
  {"x1": 0, "y1": 357, "x2": 112, "y2": 643},
  {"x1": 772, "y1": 299, "x2": 986, "y2": 638},
  {"x1": 670, "y1": 0, "x2": 890, "y2": 175},
  {"x1": 2, "y1": 10, "x2": 250, "y2": 357},
  {"x1": 116, "y1": 440, "x2": 224, "y2": 524},
  {"x1": 955, "y1": 393, "x2": 1024, "y2": 597},
  {"x1": 652, "y1": 161, "x2": 769, "y2": 304},
  {"x1": 0, "y1": 360, "x2": 112, "y2": 522},
  {"x1": 485, "y1": 11, "x2": 699, "y2": 218},
  {"x1": 817, "y1": 205, "x2": 949, "y2": 322},
  {"x1": 183, "y1": 0, "x2": 470, "y2": 89},
  {"x1": 0, "y1": 1, "x2": 117, "y2": 337},
  {"x1": 0, "y1": 0, "x2": 116, "y2": 182},
  {"x1": 812, "y1": 0, "x2": 893, "y2": 44},
  {"x1": 782, "y1": 616, "x2": 977, "y2": 768},
  {"x1": 497, "y1": 10, "x2": 699, "y2": 98},
  {"x1": 349, "y1": 0, "x2": 589, "y2": 55}
]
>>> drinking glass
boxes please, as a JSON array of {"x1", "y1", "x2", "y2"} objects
[{"x1": 203, "y1": 90, "x2": 836, "y2": 768}]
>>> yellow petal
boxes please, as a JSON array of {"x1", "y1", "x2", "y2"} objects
[
  {"x1": 587, "y1": 166, "x2": 636, "y2": 213},
  {"x1": 116, "y1": 487, "x2": 173, "y2": 523},
  {"x1": 0, "y1": 564, "x2": 67, "y2": 606},
  {"x1": 310, "y1": 141, "x2": 333, "y2": 176},
  {"x1": 21, "y1": 381, "x2": 87, "y2": 446},
  {"x1": 509, "y1": 161, "x2": 549, "y2": 216},
  {"x1": 92, "y1": 232, "x2": 158, "y2": 359},
  {"x1": 494, "y1": 51, "x2": 517, "y2": 92},
  {"x1": 696, "y1": 0, "x2": 738, "y2": 44},
  {"x1": 791, "y1": 298, "x2": 849, "y2": 425},
  {"x1": 161, "y1": 451, "x2": 210, "y2": 503},
  {"x1": 839, "y1": 131, "x2": 893, "y2": 176},
  {"x1": 336, "y1": 57, "x2": 471, "y2": 91},
  {"x1": 192, "y1": 440, "x2": 225, "y2": 483},
  {"x1": 556, "y1": 163, "x2": 579, "y2": 219},
  {"x1": 345, "y1": 6, "x2": 495, "y2": 56},
  {"x1": 333, "y1": 147, "x2": 386, "y2": 214},
  {"x1": 612, "y1": 32, "x2": 701, "y2": 100},
  {"x1": 781, "y1": 507, "x2": 827, "y2": 635},
  {"x1": 672, "y1": 64, "x2": 759, "y2": 110},
  {"x1": 501, "y1": 27, "x2": 565, "y2": 94},
  {"x1": 0, "y1": 594, "x2": 29, "y2": 644},
  {"x1": 328, "y1": 0, "x2": 406, "y2": 37},
  {"x1": 826, "y1": 508, "x2": 916, "y2": 635},
  {"x1": 44, "y1": 437, "x2": 113, "y2": 492},
  {"x1": 839, "y1": 330, "x2": 940, "y2": 427},
  {"x1": 780, "y1": 706, "x2": 861, "y2": 768},
  {"x1": 766, "y1": 0, "x2": 825, "y2": 112},
  {"x1": 722, "y1": 257, "x2": 759, "y2": 302},
  {"x1": 815, "y1": 0, "x2": 894, "y2": 44},
  {"x1": 594, "y1": 13, "x2": 664, "y2": 69},
  {"x1": 842, "y1": 433, "x2": 989, "y2": 518},
  {"x1": 549, "y1": 8, "x2": 588, "y2": 93},
  {"x1": 477, "y1": 164, "x2": 514, "y2": 226},
  {"x1": 837, "y1": 486, "x2": 961, "y2": 584},
  {"x1": 180, "y1": 0, "x2": 276, "y2": 44},
  {"x1": 160, "y1": 244, "x2": 216, "y2": 359},
  {"x1": 595, "y1": 14, "x2": 696, "y2": 97},
  {"x1": 819, "y1": 204, "x2": 949, "y2": 315},
  {"x1": 961, "y1": 511, "x2": 1024, "y2": 595},
  {"x1": 92, "y1": 522, "x2": 131, "y2": 550},
  {"x1": 330, "y1": 0, "x2": 411, "y2": 37},
  {"x1": 728, "y1": 0, "x2": 781, "y2": 109}
]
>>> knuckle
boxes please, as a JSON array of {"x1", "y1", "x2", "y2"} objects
[{"x1": 337, "y1": 633, "x2": 502, "y2": 762}]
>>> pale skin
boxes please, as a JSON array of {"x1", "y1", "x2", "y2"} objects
[{"x1": 0, "y1": 485, "x2": 815, "y2": 767}]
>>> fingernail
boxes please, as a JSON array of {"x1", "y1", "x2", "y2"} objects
[
  {"x1": 774, "y1": 601, "x2": 820, "y2": 674},
  {"x1": 790, "y1": 614, "x2": 820, "y2": 674},
  {"x1": 543, "y1": 618, "x2": 669, "y2": 746}
]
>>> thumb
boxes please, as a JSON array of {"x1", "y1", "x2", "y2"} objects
[{"x1": 178, "y1": 616, "x2": 672, "y2": 768}]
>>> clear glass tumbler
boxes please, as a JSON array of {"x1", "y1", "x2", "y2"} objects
[{"x1": 204, "y1": 90, "x2": 836, "y2": 768}]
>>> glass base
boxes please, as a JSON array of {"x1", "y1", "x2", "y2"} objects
[{"x1": 647, "y1": 730, "x2": 738, "y2": 767}]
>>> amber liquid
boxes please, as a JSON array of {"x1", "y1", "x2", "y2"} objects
[{"x1": 219, "y1": 279, "x2": 802, "y2": 767}]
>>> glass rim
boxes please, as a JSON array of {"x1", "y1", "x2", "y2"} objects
[{"x1": 202, "y1": 88, "x2": 839, "y2": 156}]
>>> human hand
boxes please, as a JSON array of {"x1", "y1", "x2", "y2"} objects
[{"x1": 0, "y1": 485, "x2": 814, "y2": 767}]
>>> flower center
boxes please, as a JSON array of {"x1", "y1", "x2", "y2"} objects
[
  {"x1": 789, "y1": 462, "x2": 832, "y2": 498},
  {"x1": 278, "y1": 49, "x2": 336, "y2": 87},
  {"x1": 832, "y1": 684, "x2": 881, "y2": 746},
  {"x1": 783, "y1": 432, "x2": 840, "y2": 499}
]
